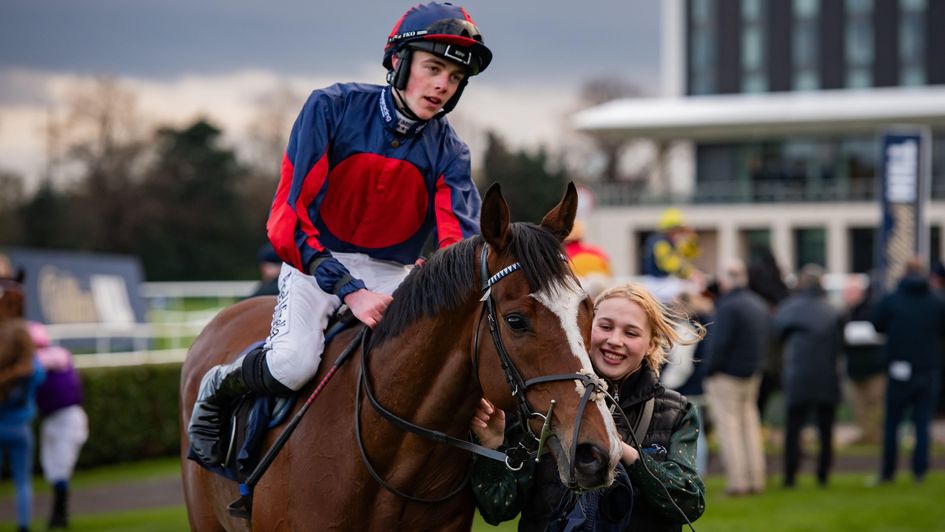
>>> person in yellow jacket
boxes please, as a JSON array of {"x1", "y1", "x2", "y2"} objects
[{"x1": 642, "y1": 208, "x2": 702, "y2": 302}]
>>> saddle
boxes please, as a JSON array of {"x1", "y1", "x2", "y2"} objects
[{"x1": 188, "y1": 309, "x2": 358, "y2": 483}]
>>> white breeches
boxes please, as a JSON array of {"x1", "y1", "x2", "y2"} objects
[
  {"x1": 264, "y1": 253, "x2": 411, "y2": 391},
  {"x1": 40, "y1": 405, "x2": 89, "y2": 483}
]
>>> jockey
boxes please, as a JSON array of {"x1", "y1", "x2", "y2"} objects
[{"x1": 188, "y1": 1, "x2": 492, "y2": 465}]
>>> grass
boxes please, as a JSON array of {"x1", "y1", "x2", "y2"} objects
[
  {"x1": 3, "y1": 459, "x2": 944, "y2": 531},
  {"x1": 698, "y1": 472, "x2": 945, "y2": 532}
]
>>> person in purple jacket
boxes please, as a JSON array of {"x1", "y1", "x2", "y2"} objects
[
  {"x1": 30, "y1": 321, "x2": 88, "y2": 529},
  {"x1": 188, "y1": 2, "x2": 492, "y2": 465}
]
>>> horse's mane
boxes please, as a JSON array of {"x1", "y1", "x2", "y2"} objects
[{"x1": 370, "y1": 223, "x2": 571, "y2": 347}]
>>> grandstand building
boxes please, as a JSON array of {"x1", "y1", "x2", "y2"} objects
[{"x1": 574, "y1": 0, "x2": 945, "y2": 277}]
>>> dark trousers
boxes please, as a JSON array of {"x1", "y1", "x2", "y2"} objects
[
  {"x1": 784, "y1": 402, "x2": 835, "y2": 486},
  {"x1": 881, "y1": 372, "x2": 941, "y2": 481}
]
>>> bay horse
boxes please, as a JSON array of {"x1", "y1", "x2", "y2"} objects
[{"x1": 180, "y1": 183, "x2": 623, "y2": 531}]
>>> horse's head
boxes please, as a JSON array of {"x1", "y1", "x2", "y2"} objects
[
  {"x1": 0, "y1": 270, "x2": 26, "y2": 322},
  {"x1": 477, "y1": 183, "x2": 621, "y2": 490}
]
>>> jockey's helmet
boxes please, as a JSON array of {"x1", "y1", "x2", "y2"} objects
[{"x1": 384, "y1": 2, "x2": 492, "y2": 115}]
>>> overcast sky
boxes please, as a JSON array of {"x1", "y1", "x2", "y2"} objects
[{"x1": 0, "y1": 0, "x2": 663, "y2": 187}]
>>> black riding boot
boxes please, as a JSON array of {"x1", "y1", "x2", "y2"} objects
[
  {"x1": 188, "y1": 352, "x2": 254, "y2": 466},
  {"x1": 48, "y1": 482, "x2": 68, "y2": 529},
  {"x1": 188, "y1": 348, "x2": 292, "y2": 466}
]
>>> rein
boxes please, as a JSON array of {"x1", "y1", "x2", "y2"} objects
[{"x1": 354, "y1": 244, "x2": 608, "y2": 502}]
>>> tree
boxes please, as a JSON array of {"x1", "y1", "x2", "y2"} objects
[
  {"x1": 577, "y1": 76, "x2": 644, "y2": 183},
  {"x1": 0, "y1": 170, "x2": 25, "y2": 245},
  {"x1": 480, "y1": 131, "x2": 569, "y2": 224},
  {"x1": 134, "y1": 120, "x2": 258, "y2": 280},
  {"x1": 55, "y1": 77, "x2": 150, "y2": 254}
]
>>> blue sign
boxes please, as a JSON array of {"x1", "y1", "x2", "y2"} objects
[{"x1": 877, "y1": 129, "x2": 930, "y2": 292}]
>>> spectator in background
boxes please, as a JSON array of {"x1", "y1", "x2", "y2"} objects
[
  {"x1": 30, "y1": 321, "x2": 89, "y2": 529},
  {"x1": 703, "y1": 258, "x2": 770, "y2": 496},
  {"x1": 929, "y1": 261, "x2": 945, "y2": 416},
  {"x1": 0, "y1": 314, "x2": 44, "y2": 532},
  {"x1": 871, "y1": 258, "x2": 945, "y2": 483},
  {"x1": 249, "y1": 243, "x2": 282, "y2": 298},
  {"x1": 774, "y1": 264, "x2": 844, "y2": 487},
  {"x1": 563, "y1": 219, "x2": 613, "y2": 299},
  {"x1": 662, "y1": 289, "x2": 715, "y2": 476},
  {"x1": 747, "y1": 248, "x2": 789, "y2": 420},
  {"x1": 841, "y1": 274, "x2": 886, "y2": 445},
  {"x1": 642, "y1": 208, "x2": 703, "y2": 303}
]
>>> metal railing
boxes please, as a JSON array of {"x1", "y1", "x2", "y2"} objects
[{"x1": 47, "y1": 280, "x2": 258, "y2": 359}]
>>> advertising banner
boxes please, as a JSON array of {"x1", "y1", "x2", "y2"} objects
[{"x1": 877, "y1": 128, "x2": 931, "y2": 293}]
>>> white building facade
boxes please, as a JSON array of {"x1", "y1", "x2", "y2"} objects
[{"x1": 574, "y1": 0, "x2": 945, "y2": 278}]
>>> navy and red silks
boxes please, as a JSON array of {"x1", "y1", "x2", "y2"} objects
[{"x1": 267, "y1": 82, "x2": 480, "y2": 297}]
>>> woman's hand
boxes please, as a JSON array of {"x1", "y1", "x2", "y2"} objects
[
  {"x1": 470, "y1": 397, "x2": 506, "y2": 449},
  {"x1": 620, "y1": 441, "x2": 640, "y2": 465}
]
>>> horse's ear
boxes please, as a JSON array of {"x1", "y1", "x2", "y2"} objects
[
  {"x1": 480, "y1": 183, "x2": 511, "y2": 251},
  {"x1": 539, "y1": 182, "x2": 578, "y2": 242}
]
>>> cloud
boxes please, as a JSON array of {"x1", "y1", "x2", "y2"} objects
[{"x1": 0, "y1": 67, "x2": 585, "y2": 192}]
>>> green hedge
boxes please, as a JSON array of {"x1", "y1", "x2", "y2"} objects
[{"x1": 76, "y1": 363, "x2": 182, "y2": 468}]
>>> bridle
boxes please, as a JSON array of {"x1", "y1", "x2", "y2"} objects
[
  {"x1": 354, "y1": 243, "x2": 608, "y2": 503},
  {"x1": 475, "y1": 244, "x2": 607, "y2": 488}
]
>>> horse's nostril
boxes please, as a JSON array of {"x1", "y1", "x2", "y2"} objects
[
  {"x1": 573, "y1": 443, "x2": 610, "y2": 488},
  {"x1": 575, "y1": 443, "x2": 604, "y2": 466}
]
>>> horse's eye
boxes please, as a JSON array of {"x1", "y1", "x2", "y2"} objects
[{"x1": 505, "y1": 314, "x2": 529, "y2": 332}]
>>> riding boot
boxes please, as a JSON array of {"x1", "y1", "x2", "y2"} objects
[
  {"x1": 48, "y1": 481, "x2": 68, "y2": 529},
  {"x1": 188, "y1": 347, "x2": 292, "y2": 466},
  {"x1": 188, "y1": 351, "x2": 254, "y2": 465}
]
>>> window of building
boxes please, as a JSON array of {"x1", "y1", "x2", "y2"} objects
[
  {"x1": 794, "y1": 227, "x2": 827, "y2": 270},
  {"x1": 741, "y1": 229, "x2": 772, "y2": 264},
  {"x1": 899, "y1": 0, "x2": 926, "y2": 86},
  {"x1": 848, "y1": 227, "x2": 875, "y2": 273},
  {"x1": 689, "y1": 0, "x2": 717, "y2": 95},
  {"x1": 741, "y1": 0, "x2": 767, "y2": 93},
  {"x1": 930, "y1": 225, "x2": 941, "y2": 269},
  {"x1": 792, "y1": 0, "x2": 820, "y2": 91},
  {"x1": 845, "y1": 0, "x2": 874, "y2": 88}
]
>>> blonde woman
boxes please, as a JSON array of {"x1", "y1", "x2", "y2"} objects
[{"x1": 471, "y1": 282, "x2": 706, "y2": 531}]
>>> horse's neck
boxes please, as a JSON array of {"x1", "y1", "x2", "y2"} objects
[{"x1": 369, "y1": 300, "x2": 480, "y2": 433}]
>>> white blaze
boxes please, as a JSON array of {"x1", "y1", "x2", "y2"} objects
[{"x1": 532, "y1": 278, "x2": 624, "y2": 470}]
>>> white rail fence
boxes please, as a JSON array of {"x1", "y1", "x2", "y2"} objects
[{"x1": 49, "y1": 281, "x2": 257, "y2": 367}]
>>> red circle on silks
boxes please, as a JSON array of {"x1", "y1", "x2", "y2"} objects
[{"x1": 319, "y1": 153, "x2": 429, "y2": 249}]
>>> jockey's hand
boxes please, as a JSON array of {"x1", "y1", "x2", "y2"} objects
[
  {"x1": 414, "y1": 257, "x2": 426, "y2": 268},
  {"x1": 470, "y1": 397, "x2": 506, "y2": 450},
  {"x1": 343, "y1": 289, "x2": 392, "y2": 329}
]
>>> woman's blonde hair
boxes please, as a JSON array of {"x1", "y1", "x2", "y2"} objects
[{"x1": 594, "y1": 282, "x2": 705, "y2": 377}]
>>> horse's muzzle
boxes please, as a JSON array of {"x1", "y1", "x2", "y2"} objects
[
  {"x1": 573, "y1": 442, "x2": 612, "y2": 488},
  {"x1": 548, "y1": 436, "x2": 615, "y2": 490}
]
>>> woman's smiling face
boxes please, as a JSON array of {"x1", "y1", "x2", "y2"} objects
[{"x1": 590, "y1": 296, "x2": 652, "y2": 382}]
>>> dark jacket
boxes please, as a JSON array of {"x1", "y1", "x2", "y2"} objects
[
  {"x1": 774, "y1": 286, "x2": 844, "y2": 406},
  {"x1": 872, "y1": 275, "x2": 945, "y2": 374},
  {"x1": 705, "y1": 287, "x2": 770, "y2": 378},
  {"x1": 472, "y1": 364, "x2": 705, "y2": 531}
]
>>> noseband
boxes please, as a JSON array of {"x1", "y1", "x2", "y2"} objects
[{"x1": 354, "y1": 244, "x2": 608, "y2": 502}]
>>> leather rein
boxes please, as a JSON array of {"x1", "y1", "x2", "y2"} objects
[{"x1": 354, "y1": 244, "x2": 607, "y2": 502}]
